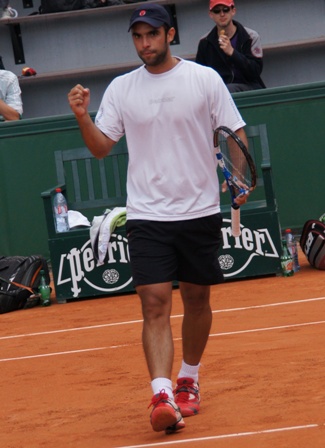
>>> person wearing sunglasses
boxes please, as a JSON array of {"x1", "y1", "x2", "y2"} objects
[{"x1": 196, "y1": 0, "x2": 266, "y2": 93}]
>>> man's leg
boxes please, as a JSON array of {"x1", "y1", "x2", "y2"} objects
[
  {"x1": 136, "y1": 282, "x2": 174, "y2": 380},
  {"x1": 179, "y1": 282, "x2": 212, "y2": 365},
  {"x1": 136, "y1": 281, "x2": 185, "y2": 433},
  {"x1": 174, "y1": 282, "x2": 212, "y2": 417}
]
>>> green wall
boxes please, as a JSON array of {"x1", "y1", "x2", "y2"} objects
[
  {"x1": 233, "y1": 81, "x2": 325, "y2": 230},
  {"x1": 1, "y1": 81, "x2": 324, "y2": 258},
  {"x1": 0, "y1": 115, "x2": 84, "y2": 257}
]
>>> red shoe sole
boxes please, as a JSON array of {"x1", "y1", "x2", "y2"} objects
[{"x1": 151, "y1": 406, "x2": 179, "y2": 432}]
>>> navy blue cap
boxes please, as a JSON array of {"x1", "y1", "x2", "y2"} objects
[{"x1": 128, "y1": 4, "x2": 172, "y2": 32}]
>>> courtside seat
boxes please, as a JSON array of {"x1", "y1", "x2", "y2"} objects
[{"x1": 41, "y1": 137, "x2": 132, "y2": 303}]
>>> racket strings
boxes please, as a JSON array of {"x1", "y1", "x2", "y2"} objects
[{"x1": 220, "y1": 144, "x2": 253, "y2": 190}]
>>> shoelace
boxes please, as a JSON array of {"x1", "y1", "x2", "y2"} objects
[
  {"x1": 174, "y1": 384, "x2": 199, "y2": 403},
  {"x1": 148, "y1": 390, "x2": 169, "y2": 409}
]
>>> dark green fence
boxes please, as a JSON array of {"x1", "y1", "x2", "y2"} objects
[
  {"x1": 1, "y1": 81, "x2": 324, "y2": 258},
  {"x1": 233, "y1": 81, "x2": 325, "y2": 230}
]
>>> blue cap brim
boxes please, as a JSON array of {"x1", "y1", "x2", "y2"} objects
[{"x1": 128, "y1": 17, "x2": 166, "y2": 32}]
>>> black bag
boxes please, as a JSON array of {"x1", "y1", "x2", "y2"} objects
[
  {"x1": 0, "y1": 255, "x2": 50, "y2": 314},
  {"x1": 300, "y1": 220, "x2": 325, "y2": 270},
  {"x1": 39, "y1": 0, "x2": 84, "y2": 13}
]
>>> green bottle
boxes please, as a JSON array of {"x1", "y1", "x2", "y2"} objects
[
  {"x1": 39, "y1": 270, "x2": 51, "y2": 306},
  {"x1": 281, "y1": 240, "x2": 294, "y2": 277}
]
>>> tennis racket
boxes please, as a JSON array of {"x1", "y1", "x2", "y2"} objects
[{"x1": 214, "y1": 126, "x2": 257, "y2": 237}]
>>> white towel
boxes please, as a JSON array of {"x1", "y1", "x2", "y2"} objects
[
  {"x1": 68, "y1": 210, "x2": 91, "y2": 229},
  {"x1": 90, "y1": 207, "x2": 127, "y2": 265}
]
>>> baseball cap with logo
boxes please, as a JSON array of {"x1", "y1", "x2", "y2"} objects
[
  {"x1": 209, "y1": 0, "x2": 235, "y2": 10},
  {"x1": 128, "y1": 4, "x2": 172, "y2": 31}
]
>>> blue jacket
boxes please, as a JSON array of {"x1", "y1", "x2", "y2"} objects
[{"x1": 196, "y1": 20, "x2": 266, "y2": 89}]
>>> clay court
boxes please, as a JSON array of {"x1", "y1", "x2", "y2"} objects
[{"x1": 1, "y1": 254, "x2": 324, "y2": 448}]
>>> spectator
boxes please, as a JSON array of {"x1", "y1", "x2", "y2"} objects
[
  {"x1": 0, "y1": 69, "x2": 23, "y2": 121},
  {"x1": 196, "y1": 0, "x2": 266, "y2": 93}
]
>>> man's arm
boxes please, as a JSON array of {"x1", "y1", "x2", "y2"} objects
[
  {"x1": 234, "y1": 127, "x2": 248, "y2": 149},
  {"x1": 223, "y1": 127, "x2": 250, "y2": 206},
  {"x1": 68, "y1": 84, "x2": 116, "y2": 159},
  {"x1": 0, "y1": 99, "x2": 20, "y2": 121}
]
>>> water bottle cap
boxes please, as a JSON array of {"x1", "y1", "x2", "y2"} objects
[
  {"x1": 55, "y1": 188, "x2": 62, "y2": 193},
  {"x1": 285, "y1": 228, "x2": 292, "y2": 233}
]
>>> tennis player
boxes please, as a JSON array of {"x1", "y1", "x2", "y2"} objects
[{"x1": 68, "y1": 3, "x2": 248, "y2": 434}]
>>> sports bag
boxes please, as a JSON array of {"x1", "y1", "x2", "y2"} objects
[
  {"x1": 0, "y1": 255, "x2": 50, "y2": 314},
  {"x1": 300, "y1": 220, "x2": 325, "y2": 270},
  {"x1": 39, "y1": 0, "x2": 84, "y2": 13}
]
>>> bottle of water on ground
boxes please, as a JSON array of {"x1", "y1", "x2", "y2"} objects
[
  {"x1": 38, "y1": 270, "x2": 51, "y2": 307},
  {"x1": 285, "y1": 228, "x2": 300, "y2": 272},
  {"x1": 53, "y1": 188, "x2": 69, "y2": 233},
  {"x1": 281, "y1": 239, "x2": 294, "y2": 277}
]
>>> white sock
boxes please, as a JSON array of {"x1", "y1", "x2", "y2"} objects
[
  {"x1": 177, "y1": 360, "x2": 200, "y2": 383},
  {"x1": 151, "y1": 378, "x2": 173, "y2": 399}
]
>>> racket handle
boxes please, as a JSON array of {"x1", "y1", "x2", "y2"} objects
[{"x1": 231, "y1": 205, "x2": 241, "y2": 237}]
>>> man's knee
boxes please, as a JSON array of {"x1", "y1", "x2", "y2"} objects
[{"x1": 137, "y1": 283, "x2": 173, "y2": 319}]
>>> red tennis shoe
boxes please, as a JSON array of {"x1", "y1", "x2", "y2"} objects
[
  {"x1": 174, "y1": 377, "x2": 200, "y2": 417},
  {"x1": 149, "y1": 390, "x2": 185, "y2": 434}
]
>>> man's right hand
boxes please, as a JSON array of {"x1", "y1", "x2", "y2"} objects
[{"x1": 68, "y1": 84, "x2": 90, "y2": 118}]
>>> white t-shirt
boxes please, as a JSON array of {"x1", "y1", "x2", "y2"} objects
[
  {"x1": 95, "y1": 58, "x2": 245, "y2": 221},
  {"x1": 0, "y1": 70, "x2": 23, "y2": 118}
]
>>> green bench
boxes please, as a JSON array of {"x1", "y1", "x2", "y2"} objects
[
  {"x1": 41, "y1": 137, "x2": 131, "y2": 303},
  {"x1": 41, "y1": 125, "x2": 282, "y2": 303}
]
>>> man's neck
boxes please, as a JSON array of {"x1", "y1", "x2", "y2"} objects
[{"x1": 145, "y1": 56, "x2": 179, "y2": 75}]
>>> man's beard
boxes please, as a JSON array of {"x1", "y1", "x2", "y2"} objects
[{"x1": 138, "y1": 45, "x2": 169, "y2": 67}]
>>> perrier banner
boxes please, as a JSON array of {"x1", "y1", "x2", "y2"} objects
[{"x1": 50, "y1": 208, "x2": 282, "y2": 303}]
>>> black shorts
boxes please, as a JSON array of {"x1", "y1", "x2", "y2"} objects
[{"x1": 126, "y1": 214, "x2": 224, "y2": 287}]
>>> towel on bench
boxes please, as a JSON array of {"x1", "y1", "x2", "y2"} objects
[{"x1": 90, "y1": 207, "x2": 127, "y2": 265}]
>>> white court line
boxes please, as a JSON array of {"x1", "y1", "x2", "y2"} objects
[
  {"x1": 1, "y1": 296, "x2": 324, "y2": 342},
  {"x1": 0, "y1": 343, "x2": 142, "y2": 363},
  {"x1": 209, "y1": 320, "x2": 325, "y2": 337},
  {"x1": 1, "y1": 320, "x2": 324, "y2": 363},
  {"x1": 115, "y1": 423, "x2": 322, "y2": 448},
  {"x1": 211, "y1": 296, "x2": 325, "y2": 314}
]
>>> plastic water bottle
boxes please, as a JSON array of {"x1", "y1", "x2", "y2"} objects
[
  {"x1": 38, "y1": 270, "x2": 51, "y2": 307},
  {"x1": 53, "y1": 188, "x2": 69, "y2": 233},
  {"x1": 281, "y1": 239, "x2": 294, "y2": 276},
  {"x1": 285, "y1": 229, "x2": 300, "y2": 272}
]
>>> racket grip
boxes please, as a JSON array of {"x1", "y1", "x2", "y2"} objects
[{"x1": 231, "y1": 205, "x2": 241, "y2": 237}]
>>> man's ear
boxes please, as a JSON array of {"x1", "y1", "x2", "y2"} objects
[{"x1": 167, "y1": 27, "x2": 176, "y2": 43}]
